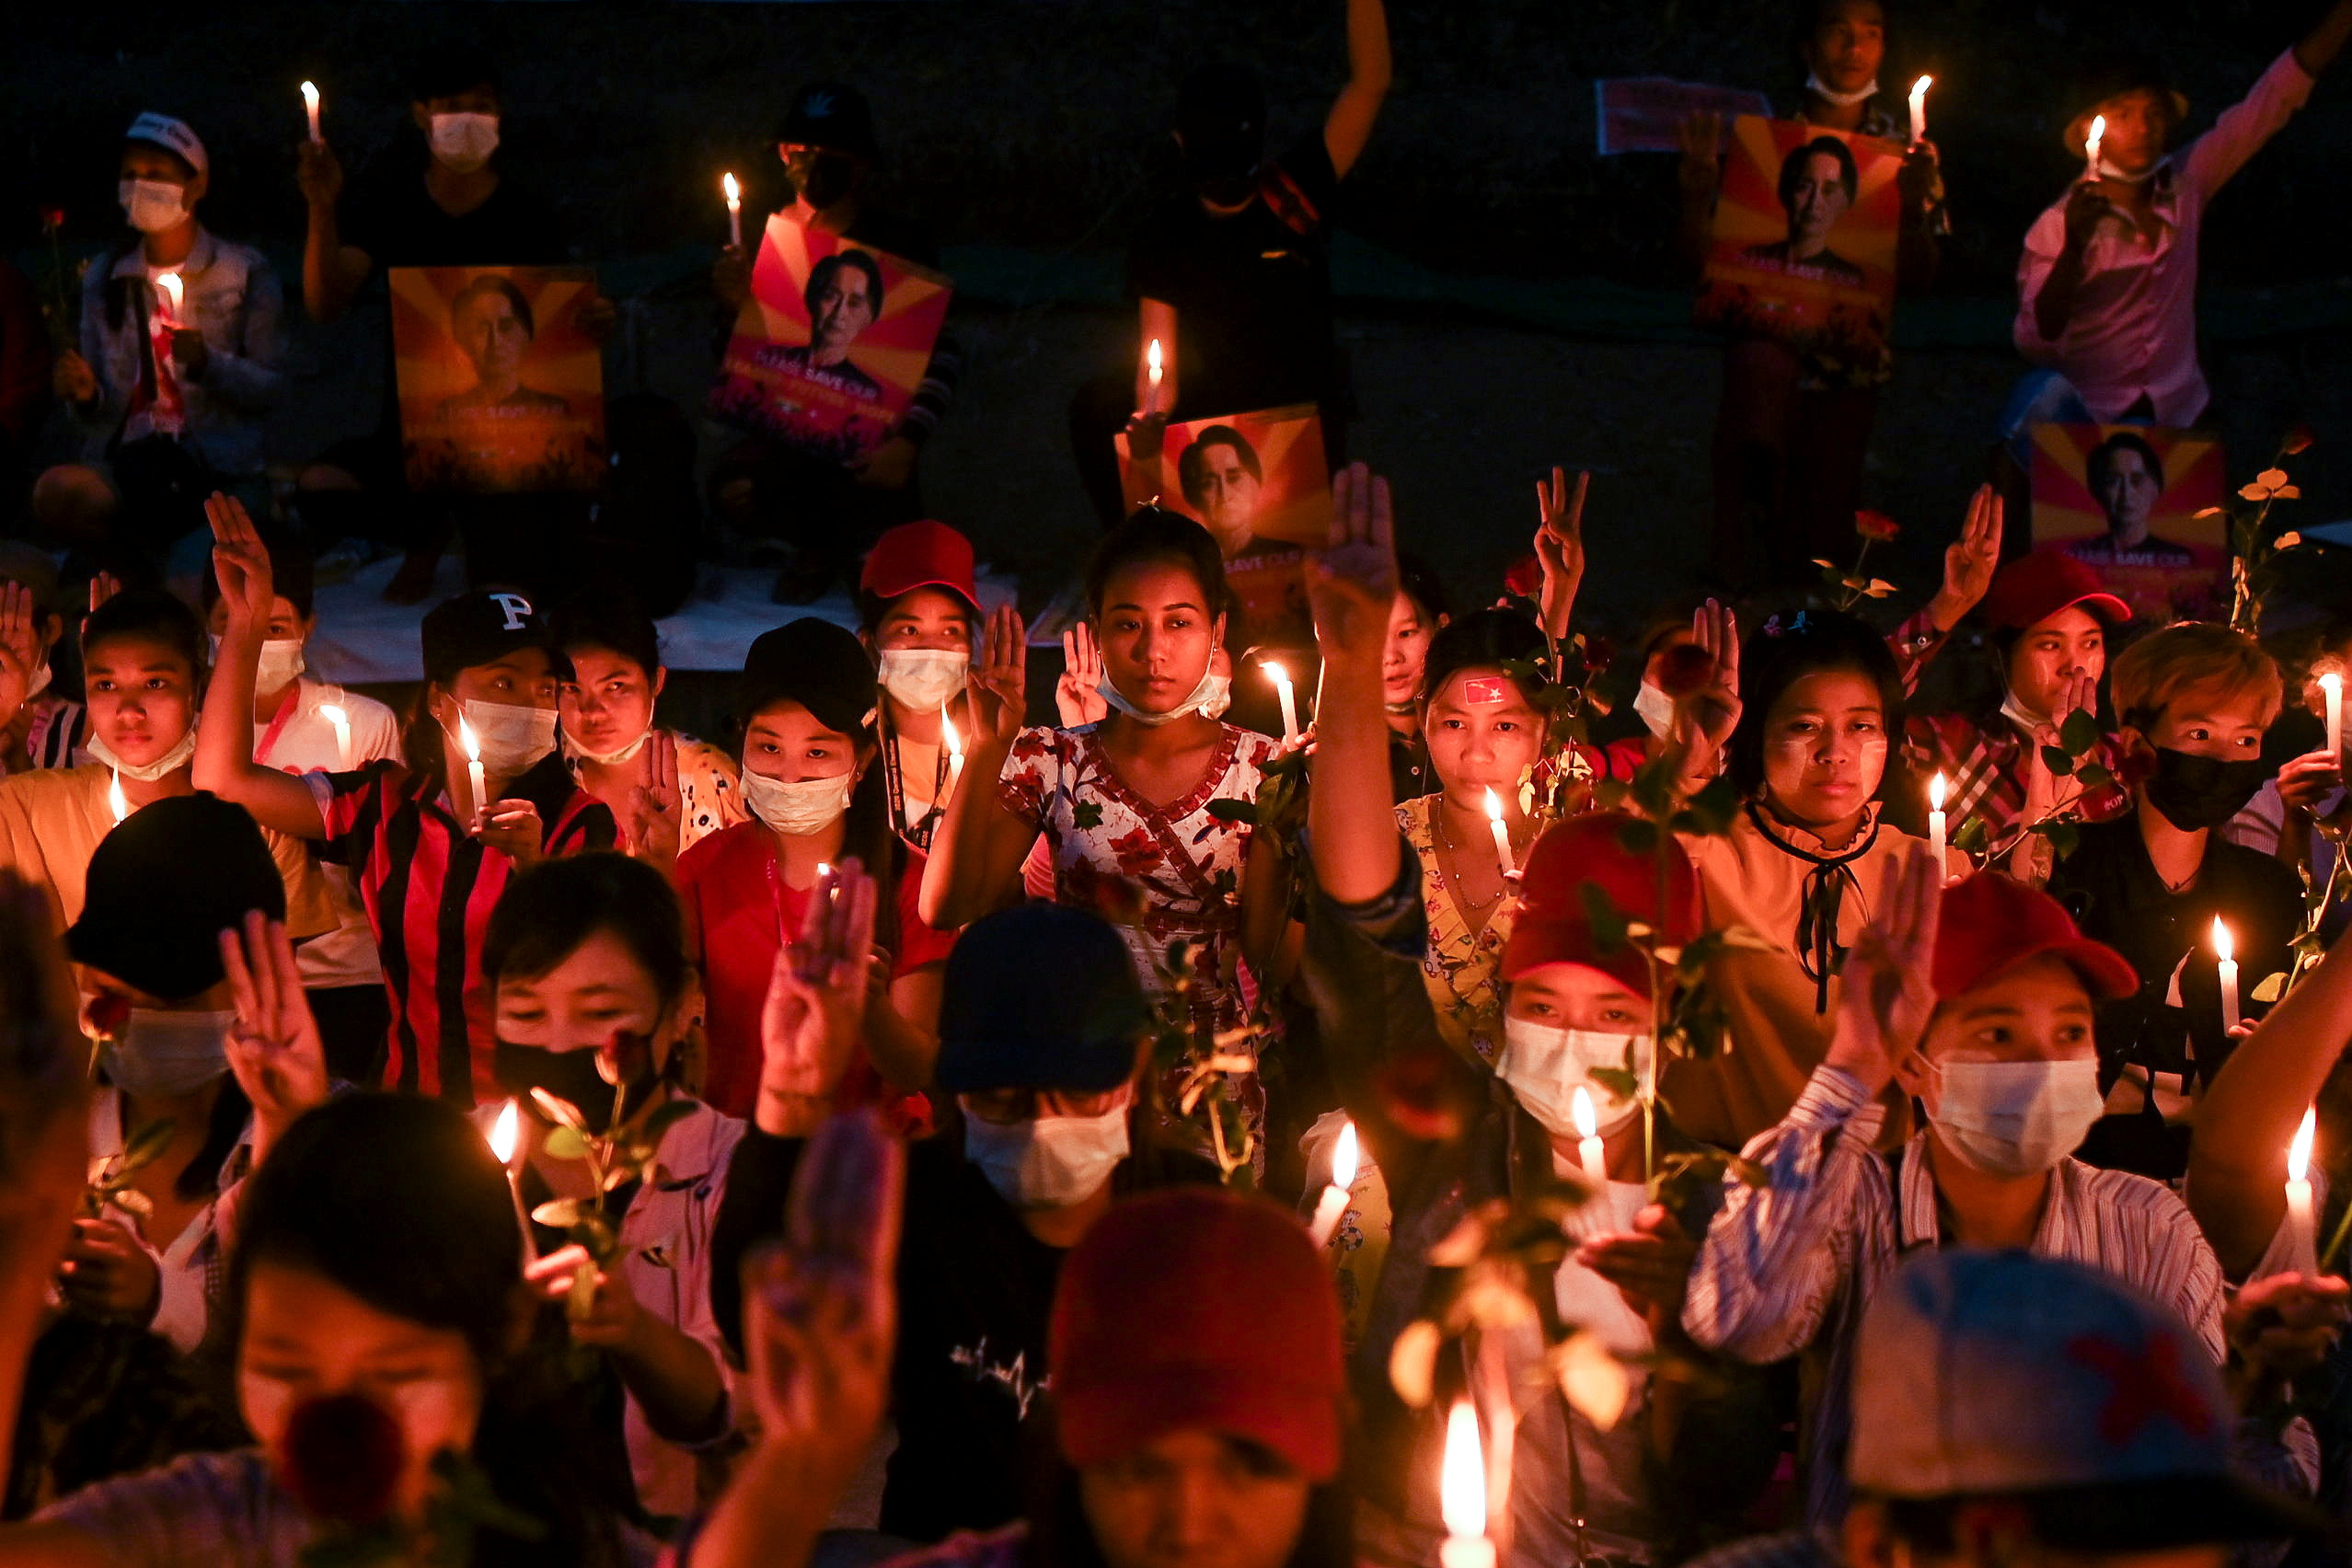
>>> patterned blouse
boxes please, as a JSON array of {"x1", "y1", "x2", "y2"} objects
[
  {"x1": 569, "y1": 731, "x2": 747, "y2": 855},
  {"x1": 1397, "y1": 794, "x2": 1516, "y2": 1068}
]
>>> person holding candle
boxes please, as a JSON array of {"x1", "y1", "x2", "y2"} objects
[
  {"x1": 2046, "y1": 622, "x2": 2301, "y2": 1180},
  {"x1": 2222, "y1": 627, "x2": 2351, "y2": 908},
  {"x1": 855, "y1": 519, "x2": 983, "y2": 853}
]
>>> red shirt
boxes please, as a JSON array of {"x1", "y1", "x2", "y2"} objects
[{"x1": 674, "y1": 821, "x2": 957, "y2": 1119}]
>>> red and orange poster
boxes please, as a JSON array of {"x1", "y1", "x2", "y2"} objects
[
  {"x1": 392, "y1": 266, "x2": 605, "y2": 493},
  {"x1": 709, "y1": 215, "x2": 953, "y2": 462},
  {"x1": 1695, "y1": 116, "x2": 1904, "y2": 368},
  {"x1": 2030, "y1": 422, "x2": 2229, "y2": 623}
]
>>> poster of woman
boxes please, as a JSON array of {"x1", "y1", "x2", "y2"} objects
[
  {"x1": 392, "y1": 266, "x2": 605, "y2": 493},
  {"x1": 2029, "y1": 422, "x2": 2229, "y2": 621}
]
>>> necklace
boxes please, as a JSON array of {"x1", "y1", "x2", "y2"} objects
[{"x1": 1434, "y1": 801, "x2": 1509, "y2": 915}]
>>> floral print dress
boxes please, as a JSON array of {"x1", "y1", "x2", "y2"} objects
[{"x1": 1398, "y1": 794, "x2": 1516, "y2": 1069}]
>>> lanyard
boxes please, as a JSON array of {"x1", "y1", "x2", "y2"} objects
[
  {"x1": 879, "y1": 712, "x2": 950, "y2": 851},
  {"x1": 251, "y1": 684, "x2": 303, "y2": 770}
]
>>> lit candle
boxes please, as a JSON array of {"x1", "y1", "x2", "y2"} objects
[
  {"x1": 1264, "y1": 660, "x2": 1298, "y2": 744},
  {"x1": 301, "y1": 80, "x2": 322, "y2": 144},
  {"x1": 1307, "y1": 1121, "x2": 1359, "y2": 1249},
  {"x1": 107, "y1": 770, "x2": 128, "y2": 826},
  {"x1": 2213, "y1": 917, "x2": 2241, "y2": 1034},
  {"x1": 1147, "y1": 337, "x2": 1162, "y2": 391},
  {"x1": 1571, "y1": 1087, "x2": 1608, "y2": 1193},
  {"x1": 489, "y1": 1099, "x2": 539, "y2": 1265},
  {"x1": 2322, "y1": 671, "x2": 2343, "y2": 760},
  {"x1": 1484, "y1": 788, "x2": 1516, "y2": 880},
  {"x1": 317, "y1": 699, "x2": 352, "y2": 770},
  {"x1": 1908, "y1": 75, "x2": 1932, "y2": 147},
  {"x1": 1438, "y1": 1401, "x2": 1496, "y2": 1568},
  {"x1": 941, "y1": 711, "x2": 965, "y2": 797},
  {"x1": 722, "y1": 172, "x2": 743, "y2": 251},
  {"x1": 154, "y1": 271, "x2": 182, "y2": 327},
  {"x1": 2287, "y1": 1107, "x2": 2319, "y2": 1278},
  {"x1": 2085, "y1": 114, "x2": 2105, "y2": 182},
  {"x1": 458, "y1": 716, "x2": 488, "y2": 826},
  {"x1": 1927, "y1": 771, "x2": 1948, "y2": 869}
]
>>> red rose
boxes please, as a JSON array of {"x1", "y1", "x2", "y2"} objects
[
  {"x1": 1108, "y1": 826, "x2": 1163, "y2": 877},
  {"x1": 85, "y1": 992, "x2": 132, "y2": 1041},
  {"x1": 280, "y1": 1393, "x2": 406, "y2": 1526},
  {"x1": 1854, "y1": 510, "x2": 1900, "y2": 542},
  {"x1": 1653, "y1": 642, "x2": 1716, "y2": 699},
  {"x1": 1502, "y1": 552, "x2": 1541, "y2": 600},
  {"x1": 2283, "y1": 425, "x2": 2316, "y2": 456},
  {"x1": 40, "y1": 208, "x2": 65, "y2": 234}
]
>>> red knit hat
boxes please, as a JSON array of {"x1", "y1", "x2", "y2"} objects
[
  {"x1": 1931, "y1": 872, "x2": 2137, "y2": 1002},
  {"x1": 1051, "y1": 1188, "x2": 1345, "y2": 1481},
  {"x1": 1978, "y1": 551, "x2": 2129, "y2": 634},
  {"x1": 859, "y1": 519, "x2": 978, "y2": 612},
  {"x1": 1500, "y1": 813, "x2": 1701, "y2": 993}
]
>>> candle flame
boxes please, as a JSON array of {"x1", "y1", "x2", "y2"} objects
[
  {"x1": 1929, "y1": 771, "x2": 1947, "y2": 812},
  {"x1": 1332, "y1": 1121, "x2": 1359, "y2": 1188},
  {"x1": 2211, "y1": 916, "x2": 2234, "y2": 965},
  {"x1": 941, "y1": 711, "x2": 963, "y2": 759},
  {"x1": 490, "y1": 1099, "x2": 521, "y2": 1165},
  {"x1": 2323, "y1": 672, "x2": 2344, "y2": 697},
  {"x1": 457, "y1": 716, "x2": 481, "y2": 763},
  {"x1": 301, "y1": 81, "x2": 319, "y2": 110},
  {"x1": 1147, "y1": 338, "x2": 1162, "y2": 377},
  {"x1": 107, "y1": 771, "x2": 128, "y2": 825},
  {"x1": 1910, "y1": 75, "x2": 1932, "y2": 100},
  {"x1": 722, "y1": 171, "x2": 741, "y2": 204},
  {"x1": 317, "y1": 702, "x2": 347, "y2": 726},
  {"x1": 1573, "y1": 1085, "x2": 1599, "y2": 1141},
  {"x1": 815, "y1": 861, "x2": 831, "y2": 879},
  {"x1": 2087, "y1": 114, "x2": 2105, "y2": 166},
  {"x1": 1262, "y1": 659, "x2": 1288, "y2": 687},
  {"x1": 1483, "y1": 787, "x2": 1505, "y2": 824},
  {"x1": 1440, "y1": 1401, "x2": 1486, "y2": 1540},
  {"x1": 2291, "y1": 1107, "x2": 2316, "y2": 1183}
]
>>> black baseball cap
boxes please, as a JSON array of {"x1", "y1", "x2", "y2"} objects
[
  {"x1": 420, "y1": 588, "x2": 565, "y2": 686},
  {"x1": 936, "y1": 905, "x2": 1152, "y2": 1094},
  {"x1": 778, "y1": 82, "x2": 878, "y2": 160},
  {"x1": 738, "y1": 617, "x2": 877, "y2": 734},
  {"x1": 68, "y1": 793, "x2": 285, "y2": 1000}
]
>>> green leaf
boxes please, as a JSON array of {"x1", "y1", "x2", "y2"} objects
[
  {"x1": 543, "y1": 1125, "x2": 591, "y2": 1161},
  {"x1": 2058, "y1": 707, "x2": 2102, "y2": 756},
  {"x1": 2039, "y1": 745, "x2": 2077, "y2": 778},
  {"x1": 1205, "y1": 798, "x2": 1258, "y2": 824},
  {"x1": 2074, "y1": 762, "x2": 2112, "y2": 790},
  {"x1": 1684, "y1": 776, "x2": 1741, "y2": 836},
  {"x1": 1952, "y1": 815, "x2": 1989, "y2": 857},
  {"x1": 528, "y1": 1089, "x2": 588, "y2": 1134},
  {"x1": 2251, "y1": 971, "x2": 2289, "y2": 1005},
  {"x1": 2028, "y1": 820, "x2": 2081, "y2": 859},
  {"x1": 115, "y1": 1117, "x2": 179, "y2": 1177},
  {"x1": 1577, "y1": 881, "x2": 1630, "y2": 953},
  {"x1": 1588, "y1": 1066, "x2": 1639, "y2": 1101},
  {"x1": 1629, "y1": 761, "x2": 1676, "y2": 820},
  {"x1": 530, "y1": 1197, "x2": 583, "y2": 1229}
]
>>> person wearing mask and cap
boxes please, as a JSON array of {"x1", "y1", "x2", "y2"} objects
[
  {"x1": 1067, "y1": 0, "x2": 1389, "y2": 528},
  {"x1": 36, "y1": 111, "x2": 282, "y2": 561},
  {"x1": 710, "y1": 82, "x2": 964, "y2": 605},
  {"x1": 857, "y1": 519, "x2": 982, "y2": 852},
  {"x1": 0, "y1": 548, "x2": 90, "y2": 773},
  {"x1": 674, "y1": 617, "x2": 953, "y2": 1120},
  {"x1": 709, "y1": 894, "x2": 1217, "y2": 1548},
  {"x1": 194, "y1": 494, "x2": 614, "y2": 1107}
]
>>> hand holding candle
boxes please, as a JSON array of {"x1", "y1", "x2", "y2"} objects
[
  {"x1": 1484, "y1": 788, "x2": 1516, "y2": 880},
  {"x1": 1307, "y1": 1121, "x2": 1359, "y2": 1249},
  {"x1": 2322, "y1": 671, "x2": 2343, "y2": 760},
  {"x1": 1927, "y1": 771, "x2": 1948, "y2": 869},
  {"x1": 2213, "y1": 917, "x2": 2241, "y2": 1034},
  {"x1": 2085, "y1": 114, "x2": 2106, "y2": 182},
  {"x1": 1908, "y1": 75, "x2": 1932, "y2": 147},
  {"x1": 722, "y1": 172, "x2": 744, "y2": 251},
  {"x1": 1438, "y1": 1401, "x2": 1496, "y2": 1568},
  {"x1": 1265, "y1": 660, "x2": 1299, "y2": 744},
  {"x1": 301, "y1": 80, "x2": 322, "y2": 144},
  {"x1": 489, "y1": 1099, "x2": 540, "y2": 1264},
  {"x1": 1571, "y1": 1087, "x2": 1607, "y2": 1193},
  {"x1": 2287, "y1": 1107, "x2": 2319, "y2": 1278},
  {"x1": 458, "y1": 716, "x2": 488, "y2": 826}
]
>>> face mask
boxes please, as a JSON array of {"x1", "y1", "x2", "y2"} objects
[
  {"x1": 492, "y1": 1041, "x2": 621, "y2": 1131},
  {"x1": 1804, "y1": 73, "x2": 1881, "y2": 108},
  {"x1": 450, "y1": 699, "x2": 558, "y2": 778},
  {"x1": 877, "y1": 649, "x2": 969, "y2": 714},
  {"x1": 118, "y1": 179, "x2": 188, "y2": 235},
  {"x1": 1198, "y1": 673, "x2": 1233, "y2": 721},
  {"x1": 1632, "y1": 680, "x2": 1677, "y2": 740},
  {"x1": 786, "y1": 150, "x2": 858, "y2": 211},
  {"x1": 963, "y1": 1102, "x2": 1131, "y2": 1209},
  {"x1": 211, "y1": 635, "x2": 307, "y2": 698},
  {"x1": 561, "y1": 726, "x2": 652, "y2": 767},
  {"x1": 85, "y1": 725, "x2": 197, "y2": 784},
  {"x1": 428, "y1": 112, "x2": 501, "y2": 174},
  {"x1": 1923, "y1": 1057, "x2": 2104, "y2": 1178},
  {"x1": 100, "y1": 1009, "x2": 235, "y2": 1100},
  {"x1": 2142, "y1": 748, "x2": 2268, "y2": 833},
  {"x1": 1496, "y1": 1016, "x2": 1650, "y2": 1140},
  {"x1": 1098, "y1": 660, "x2": 1224, "y2": 727},
  {"x1": 742, "y1": 768, "x2": 854, "y2": 836},
  {"x1": 20, "y1": 661, "x2": 52, "y2": 704}
]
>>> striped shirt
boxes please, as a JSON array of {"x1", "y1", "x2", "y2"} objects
[
  {"x1": 307, "y1": 753, "x2": 615, "y2": 1104},
  {"x1": 1682, "y1": 1064, "x2": 2231, "y2": 1525}
]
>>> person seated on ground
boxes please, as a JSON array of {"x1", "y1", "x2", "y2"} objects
[
  {"x1": 482, "y1": 852, "x2": 741, "y2": 1525},
  {"x1": 0, "y1": 548, "x2": 88, "y2": 772},
  {"x1": 1684, "y1": 864, "x2": 2333, "y2": 1525},
  {"x1": 555, "y1": 589, "x2": 744, "y2": 873},
  {"x1": 856, "y1": 519, "x2": 981, "y2": 852},
  {"x1": 195, "y1": 494, "x2": 614, "y2": 1105},
  {"x1": 1684, "y1": 1248, "x2": 2337, "y2": 1568},
  {"x1": 674, "y1": 618, "x2": 951, "y2": 1121},
  {"x1": 2006, "y1": 2, "x2": 2352, "y2": 448},
  {"x1": 38, "y1": 113, "x2": 282, "y2": 568},
  {"x1": 709, "y1": 888, "x2": 1217, "y2": 1546},
  {"x1": 2047, "y1": 622, "x2": 2301, "y2": 1180}
]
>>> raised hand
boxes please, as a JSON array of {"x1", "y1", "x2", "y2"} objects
[
  {"x1": 1825, "y1": 846, "x2": 1943, "y2": 1093},
  {"x1": 1305, "y1": 462, "x2": 1399, "y2": 665},
  {"x1": 205, "y1": 490, "x2": 275, "y2": 629},
  {"x1": 1056, "y1": 623, "x2": 1110, "y2": 728},
  {"x1": 621, "y1": 732, "x2": 684, "y2": 867},
  {"x1": 1670, "y1": 599, "x2": 1742, "y2": 767},
  {"x1": 967, "y1": 603, "x2": 1030, "y2": 751},
  {"x1": 1534, "y1": 466, "x2": 1589, "y2": 640},
  {"x1": 0, "y1": 582, "x2": 43, "y2": 726},
  {"x1": 294, "y1": 138, "x2": 344, "y2": 211},
  {"x1": 220, "y1": 910, "x2": 329, "y2": 1160},
  {"x1": 757, "y1": 859, "x2": 879, "y2": 1135},
  {"x1": 1931, "y1": 486, "x2": 2003, "y2": 629}
]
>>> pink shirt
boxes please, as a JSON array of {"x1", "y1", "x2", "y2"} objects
[{"x1": 2013, "y1": 48, "x2": 2314, "y2": 425}]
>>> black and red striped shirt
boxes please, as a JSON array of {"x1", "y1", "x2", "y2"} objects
[{"x1": 308, "y1": 752, "x2": 615, "y2": 1104}]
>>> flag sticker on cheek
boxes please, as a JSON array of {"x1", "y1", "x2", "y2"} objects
[{"x1": 1462, "y1": 677, "x2": 1508, "y2": 705}]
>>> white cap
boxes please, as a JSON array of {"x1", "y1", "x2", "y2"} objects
[{"x1": 125, "y1": 112, "x2": 207, "y2": 178}]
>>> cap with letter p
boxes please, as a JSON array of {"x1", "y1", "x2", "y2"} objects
[{"x1": 420, "y1": 588, "x2": 564, "y2": 686}]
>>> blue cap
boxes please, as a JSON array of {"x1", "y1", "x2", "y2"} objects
[{"x1": 935, "y1": 905, "x2": 1149, "y2": 1094}]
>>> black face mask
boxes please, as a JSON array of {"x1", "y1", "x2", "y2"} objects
[
  {"x1": 2144, "y1": 746, "x2": 2269, "y2": 832},
  {"x1": 492, "y1": 1042, "x2": 621, "y2": 1130},
  {"x1": 786, "y1": 150, "x2": 859, "y2": 212}
]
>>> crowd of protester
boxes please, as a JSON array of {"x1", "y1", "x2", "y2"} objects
[{"x1": 5, "y1": 0, "x2": 2352, "y2": 1564}]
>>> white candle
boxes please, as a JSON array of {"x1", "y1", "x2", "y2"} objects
[
  {"x1": 301, "y1": 80, "x2": 322, "y2": 144},
  {"x1": 1307, "y1": 1122, "x2": 1359, "y2": 1249},
  {"x1": 2287, "y1": 1108, "x2": 2319, "y2": 1277},
  {"x1": 1484, "y1": 788, "x2": 1516, "y2": 879},
  {"x1": 722, "y1": 172, "x2": 743, "y2": 250},
  {"x1": 489, "y1": 1099, "x2": 540, "y2": 1265},
  {"x1": 1908, "y1": 75, "x2": 1931, "y2": 146},
  {"x1": 2322, "y1": 671, "x2": 2343, "y2": 759},
  {"x1": 458, "y1": 716, "x2": 488, "y2": 825},
  {"x1": 941, "y1": 711, "x2": 965, "y2": 797},
  {"x1": 1438, "y1": 1401, "x2": 1496, "y2": 1568},
  {"x1": 2085, "y1": 114, "x2": 2105, "y2": 182},
  {"x1": 1264, "y1": 660, "x2": 1298, "y2": 744},
  {"x1": 2213, "y1": 917, "x2": 2241, "y2": 1034},
  {"x1": 317, "y1": 700, "x2": 352, "y2": 770},
  {"x1": 1927, "y1": 771, "x2": 1948, "y2": 869},
  {"x1": 107, "y1": 770, "x2": 128, "y2": 826},
  {"x1": 1147, "y1": 337, "x2": 1162, "y2": 390},
  {"x1": 1571, "y1": 1087, "x2": 1608, "y2": 1193},
  {"x1": 154, "y1": 271, "x2": 182, "y2": 327}
]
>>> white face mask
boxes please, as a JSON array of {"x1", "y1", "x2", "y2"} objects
[
  {"x1": 1923, "y1": 1057, "x2": 2104, "y2": 1178},
  {"x1": 877, "y1": 649, "x2": 969, "y2": 715},
  {"x1": 1198, "y1": 672, "x2": 1233, "y2": 721},
  {"x1": 100, "y1": 1009, "x2": 235, "y2": 1100},
  {"x1": 1804, "y1": 73, "x2": 1881, "y2": 108},
  {"x1": 561, "y1": 726, "x2": 652, "y2": 768},
  {"x1": 963, "y1": 1102, "x2": 1131, "y2": 1209},
  {"x1": 86, "y1": 724, "x2": 197, "y2": 784},
  {"x1": 1496, "y1": 1016, "x2": 1650, "y2": 1140},
  {"x1": 211, "y1": 635, "x2": 306, "y2": 698},
  {"x1": 451, "y1": 698, "x2": 558, "y2": 778},
  {"x1": 1098, "y1": 660, "x2": 1224, "y2": 727},
  {"x1": 741, "y1": 768, "x2": 854, "y2": 836},
  {"x1": 118, "y1": 179, "x2": 188, "y2": 235},
  {"x1": 1631, "y1": 679, "x2": 1676, "y2": 740},
  {"x1": 428, "y1": 112, "x2": 501, "y2": 173}
]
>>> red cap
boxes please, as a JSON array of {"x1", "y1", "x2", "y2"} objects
[
  {"x1": 1978, "y1": 551, "x2": 2130, "y2": 633},
  {"x1": 1051, "y1": 1188, "x2": 1344, "y2": 1481},
  {"x1": 1500, "y1": 813, "x2": 1701, "y2": 993},
  {"x1": 858, "y1": 519, "x2": 978, "y2": 612},
  {"x1": 1931, "y1": 872, "x2": 2137, "y2": 1002}
]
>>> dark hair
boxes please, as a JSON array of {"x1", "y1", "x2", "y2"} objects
[
  {"x1": 805, "y1": 249, "x2": 885, "y2": 318},
  {"x1": 197, "y1": 525, "x2": 315, "y2": 621},
  {"x1": 1727, "y1": 608, "x2": 1905, "y2": 798},
  {"x1": 450, "y1": 274, "x2": 536, "y2": 340},
  {"x1": 81, "y1": 588, "x2": 205, "y2": 681},
  {"x1": 1031, "y1": 1439, "x2": 1353, "y2": 1568},
  {"x1": 1793, "y1": 0, "x2": 1889, "y2": 60},
  {"x1": 554, "y1": 588, "x2": 663, "y2": 683},
  {"x1": 1176, "y1": 426, "x2": 1262, "y2": 511},
  {"x1": 857, "y1": 584, "x2": 980, "y2": 637},
  {"x1": 1393, "y1": 552, "x2": 1450, "y2": 627},
  {"x1": 1779, "y1": 135, "x2": 1860, "y2": 212},
  {"x1": 1419, "y1": 608, "x2": 1550, "y2": 715},
  {"x1": 482, "y1": 851, "x2": 693, "y2": 1010},
  {"x1": 2085, "y1": 432, "x2": 2166, "y2": 499},
  {"x1": 409, "y1": 41, "x2": 502, "y2": 103},
  {"x1": 1085, "y1": 506, "x2": 1232, "y2": 623}
]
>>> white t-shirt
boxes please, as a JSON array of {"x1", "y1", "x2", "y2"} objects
[{"x1": 251, "y1": 678, "x2": 402, "y2": 989}]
